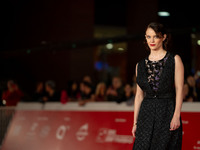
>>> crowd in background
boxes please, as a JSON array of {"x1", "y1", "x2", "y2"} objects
[
  {"x1": 1, "y1": 70, "x2": 200, "y2": 107},
  {"x1": 0, "y1": 75, "x2": 136, "y2": 107},
  {"x1": 30, "y1": 75, "x2": 137, "y2": 106},
  {"x1": 183, "y1": 71, "x2": 200, "y2": 102}
]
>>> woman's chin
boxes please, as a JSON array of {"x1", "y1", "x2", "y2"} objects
[{"x1": 149, "y1": 47, "x2": 159, "y2": 51}]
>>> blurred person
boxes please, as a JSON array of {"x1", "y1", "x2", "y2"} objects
[
  {"x1": 95, "y1": 82, "x2": 107, "y2": 101},
  {"x1": 0, "y1": 80, "x2": 7, "y2": 106},
  {"x1": 83, "y1": 75, "x2": 92, "y2": 84},
  {"x1": 132, "y1": 74, "x2": 137, "y2": 96},
  {"x1": 132, "y1": 22, "x2": 183, "y2": 149},
  {"x1": 124, "y1": 83, "x2": 135, "y2": 105},
  {"x1": 194, "y1": 70, "x2": 200, "y2": 81},
  {"x1": 183, "y1": 82, "x2": 189, "y2": 101},
  {"x1": 68, "y1": 81, "x2": 81, "y2": 101},
  {"x1": 186, "y1": 75, "x2": 197, "y2": 101},
  {"x1": 2, "y1": 80, "x2": 24, "y2": 106},
  {"x1": 183, "y1": 81, "x2": 193, "y2": 102},
  {"x1": 32, "y1": 81, "x2": 45, "y2": 101},
  {"x1": 106, "y1": 76, "x2": 125, "y2": 103},
  {"x1": 82, "y1": 75, "x2": 95, "y2": 91},
  {"x1": 60, "y1": 81, "x2": 81, "y2": 104},
  {"x1": 42, "y1": 80, "x2": 60, "y2": 102},
  {"x1": 79, "y1": 81, "x2": 85, "y2": 99},
  {"x1": 194, "y1": 70, "x2": 200, "y2": 101},
  {"x1": 78, "y1": 81, "x2": 95, "y2": 106},
  {"x1": 60, "y1": 89, "x2": 68, "y2": 104}
]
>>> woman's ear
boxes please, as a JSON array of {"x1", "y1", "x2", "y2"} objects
[{"x1": 163, "y1": 34, "x2": 167, "y2": 41}]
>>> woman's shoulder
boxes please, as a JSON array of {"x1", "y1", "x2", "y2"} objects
[
  {"x1": 168, "y1": 51, "x2": 180, "y2": 58},
  {"x1": 168, "y1": 51, "x2": 182, "y2": 61},
  {"x1": 135, "y1": 57, "x2": 147, "y2": 75},
  {"x1": 167, "y1": 52, "x2": 184, "y2": 69},
  {"x1": 137, "y1": 53, "x2": 149, "y2": 64},
  {"x1": 136, "y1": 57, "x2": 147, "y2": 67}
]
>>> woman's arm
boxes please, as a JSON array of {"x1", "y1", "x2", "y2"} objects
[
  {"x1": 132, "y1": 63, "x2": 144, "y2": 137},
  {"x1": 174, "y1": 55, "x2": 184, "y2": 117},
  {"x1": 170, "y1": 54, "x2": 184, "y2": 130},
  {"x1": 134, "y1": 85, "x2": 144, "y2": 123},
  {"x1": 133, "y1": 63, "x2": 144, "y2": 124}
]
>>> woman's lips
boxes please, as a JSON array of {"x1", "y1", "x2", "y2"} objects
[{"x1": 150, "y1": 44, "x2": 156, "y2": 46}]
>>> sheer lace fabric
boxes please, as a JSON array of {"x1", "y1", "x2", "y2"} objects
[{"x1": 145, "y1": 52, "x2": 169, "y2": 92}]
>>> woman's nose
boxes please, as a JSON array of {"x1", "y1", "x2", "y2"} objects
[{"x1": 150, "y1": 37, "x2": 154, "y2": 43}]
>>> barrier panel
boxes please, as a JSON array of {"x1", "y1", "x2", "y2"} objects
[{"x1": 1, "y1": 102, "x2": 200, "y2": 150}]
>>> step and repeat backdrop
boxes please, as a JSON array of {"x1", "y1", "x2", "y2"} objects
[{"x1": 2, "y1": 102, "x2": 200, "y2": 150}]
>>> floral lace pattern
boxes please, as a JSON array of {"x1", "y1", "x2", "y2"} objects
[{"x1": 145, "y1": 52, "x2": 169, "y2": 92}]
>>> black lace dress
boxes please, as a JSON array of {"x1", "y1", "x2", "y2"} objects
[{"x1": 133, "y1": 51, "x2": 182, "y2": 150}]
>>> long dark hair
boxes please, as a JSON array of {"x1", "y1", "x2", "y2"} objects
[{"x1": 144, "y1": 22, "x2": 170, "y2": 50}]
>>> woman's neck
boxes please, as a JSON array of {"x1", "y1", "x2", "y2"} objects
[{"x1": 149, "y1": 49, "x2": 167, "y2": 60}]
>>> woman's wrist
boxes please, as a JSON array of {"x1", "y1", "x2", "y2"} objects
[
  {"x1": 133, "y1": 122, "x2": 137, "y2": 126},
  {"x1": 173, "y1": 110, "x2": 181, "y2": 118}
]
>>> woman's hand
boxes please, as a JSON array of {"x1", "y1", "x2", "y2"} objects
[
  {"x1": 170, "y1": 115, "x2": 180, "y2": 131},
  {"x1": 132, "y1": 125, "x2": 137, "y2": 138},
  {"x1": 78, "y1": 100, "x2": 86, "y2": 106}
]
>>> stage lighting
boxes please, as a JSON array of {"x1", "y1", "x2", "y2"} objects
[
  {"x1": 118, "y1": 47, "x2": 124, "y2": 51},
  {"x1": 197, "y1": 40, "x2": 200, "y2": 45},
  {"x1": 158, "y1": 11, "x2": 170, "y2": 17},
  {"x1": 106, "y1": 43, "x2": 113, "y2": 49},
  {"x1": 2, "y1": 100, "x2": 6, "y2": 105}
]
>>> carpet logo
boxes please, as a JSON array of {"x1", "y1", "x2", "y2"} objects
[
  {"x1": 96, "y1": 128, "x2": 133, "y2": 144},
  {"x1": 56, "y1": 125, "x2": 70, "y2": 140},
  {"x1": 76, "y1": 123, "x2": 89, "y2": 141}
]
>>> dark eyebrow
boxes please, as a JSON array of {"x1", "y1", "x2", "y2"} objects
[{"x1": 146, "y1": 35, "x2": 159, "y2": 37}]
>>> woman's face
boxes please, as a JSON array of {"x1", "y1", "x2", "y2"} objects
[
  {"x1": 100, "y1": 83, "x2": 106, "y2": 92},
  {"x1": 72, "y1": 83, "x2": 77, "y2": 91},
  {"x1": 80, "y1": 83, "x2": 85, "y2": 92},
  {"x1": 187, "y1": 76, "x2": 195, "y2": 87},
  {"x1": 37, "y1": 82, "x2": 43, "y2": 91},
  {"x1": 145, "y1": 27, "x2": 166, "y2": 51},
  {"x1": 124, "y1": 84, "x2": 132, "y2": 93}
]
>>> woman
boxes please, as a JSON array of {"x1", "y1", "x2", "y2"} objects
[
  {"x1": 124, "y1": 83, "x2": 135, "y2": 105},
  {"x1": 132, "y1": 22, "x2": 184, "y2": 150},
  {"x1": 2, "y1": 80, "x2": 24, "y2": 106},
  {"x1": 95, "y1": 82, "x2": 107, "y2": 101}
]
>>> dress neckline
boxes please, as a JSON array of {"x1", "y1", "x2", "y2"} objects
[{"x1": 147, "y1": 51, "x2": 168, "y2": 63}]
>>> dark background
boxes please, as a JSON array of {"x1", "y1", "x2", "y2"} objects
[{"x1": 1, "y1": 0, "x2": 200, "y2": 97}]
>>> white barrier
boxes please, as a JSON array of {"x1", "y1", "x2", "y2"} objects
[{"x1": 16, "y1": 101, "x2": 200, "y2": 112}]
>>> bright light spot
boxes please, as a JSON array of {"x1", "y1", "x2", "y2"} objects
[
  {"x1": 118, "y1": 47, "x2": 124, "y2": 51},
  {"x1": 158, "y1": 11, "x2": 170, "y2": 17},
  {"x1": 2, "y1": 100, "x2": 6, "y2": 105},
  {"x1": 197, "y1": 40, "x2": 200, "y2": 45},
  {"x1": 106, "y1": 43, "x2": 113, "y2": 49}
]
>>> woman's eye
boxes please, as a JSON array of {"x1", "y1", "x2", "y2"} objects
[{"x1": 146, "y1": 36, "x2": 151, "y2": 39}]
